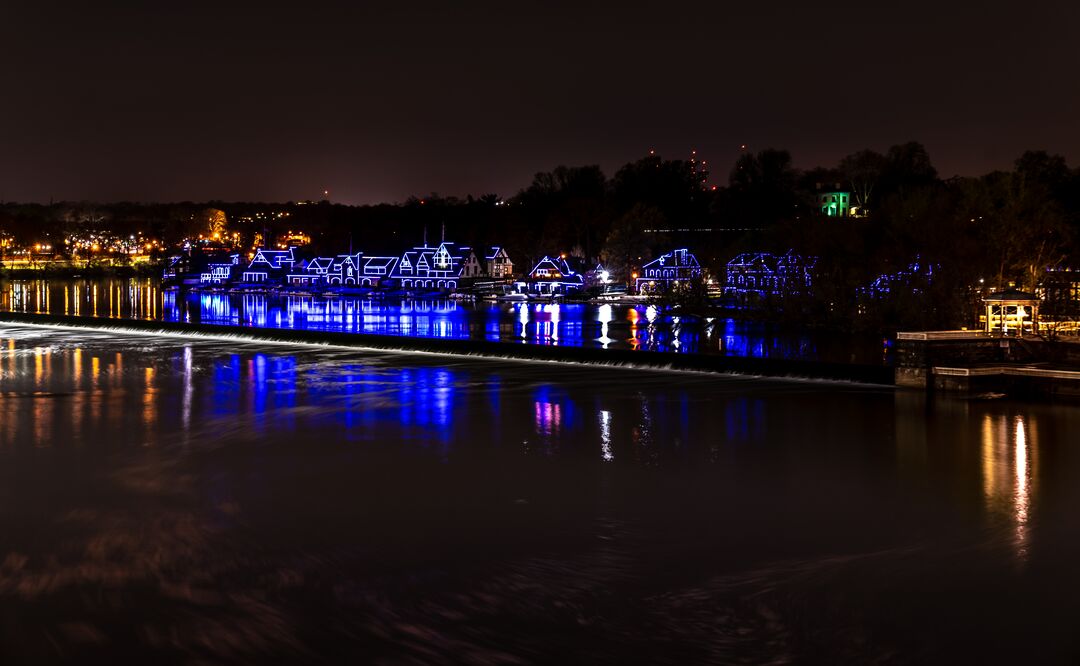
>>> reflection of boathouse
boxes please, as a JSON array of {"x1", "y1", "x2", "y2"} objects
[{"x1": 634, "y1": 249, "x2": 702, "y2": 294}]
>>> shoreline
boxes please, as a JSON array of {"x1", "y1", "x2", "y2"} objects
[{"x1": 0, "y1": 311, "x2": 895, "y2": 385}]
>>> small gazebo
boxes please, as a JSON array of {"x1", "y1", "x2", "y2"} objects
[{"x1": 983, "y1": 289, "x2": 1039, "y2": 337}]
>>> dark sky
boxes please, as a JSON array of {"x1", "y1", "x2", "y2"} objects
[{"x1": 2, "y1": 0, "x2": 1077, "y2": 204}]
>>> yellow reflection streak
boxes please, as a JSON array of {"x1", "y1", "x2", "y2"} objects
[
  {"x1": 143, "y1": 366, "x2": 157, "y2": 439},
  {"x1": 981, "y1": 412, "x2": 1037, "y2": 564},
  {"x1": 1014, "y1": 417, "x2": 1030, "y2": 559}
]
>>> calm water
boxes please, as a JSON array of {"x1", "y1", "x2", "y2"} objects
[
  {"x1": 0, "y1": 322, "x2": 1079, "y2": 664},
  {"x1": 0, "y1": 278, "x2": 889, "y2": 364}
]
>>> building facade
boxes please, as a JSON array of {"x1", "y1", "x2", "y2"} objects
[
  {"x1": 515, "y1": 256, "x2": 584, "y2": 294},
  {"x1": 485, "y1": 247, "x2": 514, "y2": 278},
  {"x1": 634, "y1": 249, "x2": 703, "y2": 294},
  {"x1": 391, "y1": 242, "x2": 466, "y2": 290},
  {"x1": 241, "y1": 247, "x2": 298, "y2": 283},
  {"x1": 818, "y1": 191, "x2": 852, "y2": 217},
  {"x1": 724, "y1": 251, "x2": 816, "y2": 302}
]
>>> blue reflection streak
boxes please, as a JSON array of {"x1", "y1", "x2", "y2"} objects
[
  {"x1": 213, "y1": 355, "x2": 242, "y2": 416},
  {"x1": 0, "y1": 280, "x2": 849, "y2": 361}
]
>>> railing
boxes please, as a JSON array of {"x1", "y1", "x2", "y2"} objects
[
  {"x1": 934, "y1": 365, "x2": 1080, "y2": 380},
  {"x1": 896, "y1": 330, "x2": 987, "y2": 341}
]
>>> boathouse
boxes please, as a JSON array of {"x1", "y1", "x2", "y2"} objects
[
  {"x1": 516, "y1": 256, "x2": 584, "y2": 294},
  {"x1": 634, "y1": 249, "x2": 702, "y2": 294}
]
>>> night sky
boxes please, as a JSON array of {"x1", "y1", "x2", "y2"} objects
[{"x1": 2, "y1": 1, "x2": 1077, "y2": 204}]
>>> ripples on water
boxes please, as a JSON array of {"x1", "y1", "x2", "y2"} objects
[{"x1": 1, "y1": 323, "x2": 1079, "y2": 663}]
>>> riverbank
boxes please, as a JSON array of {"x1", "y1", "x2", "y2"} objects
[
  {"x1": 0, "y1": 263, "x2": 164, "y2": 279},
  {"x1": 0, "y1": 310, "x2": 895, "y2": 384},
  {"x1": 895, "y1": 331, "x2": 1080, "y2": 400}
]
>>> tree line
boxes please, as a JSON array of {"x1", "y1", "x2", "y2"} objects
[{"x1": 2, "y1": 142, "x2": 1079, "y2": 331}]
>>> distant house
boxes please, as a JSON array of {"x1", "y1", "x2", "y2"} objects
[
  {"x1": 724, "y1": 251, "x2": 816, "y2": 302},
  {"x1": 860, "y1": 257, "x2": 936, "y2": 298},
  {"x1": 634, "y1": 249, "x2": 703, "y2": 294},
  {"x1": 242, "y1": 247, "x2": 297, "y2": 283},
  {"x1": 200, "y1": 254, "x2": 240, "y2": 285},
  {"x1": 485, "y1": 247, "x2": 514, "y2": 278},
  {"x1": 163, "y1": 254, "x2": 194, "y2": 284},
  {"x1": 458, "y1": 247, "x2": 485, "y2": 278},
  {"x1": 817, "y1": 190, "x2": 853, "y2": 217},
  {"x1": 515, "y1": 256, "x2": 584, "y2": 294},
  {"x1": 584, "y1": 262, "x2": 612, "y2": 289},
  {"x1": 391, "y1": 242, "x2": 466, "y2": 290},
  {"x1": 1041, "y1": 266, "x2": 1080, "y2": 325},
  {"x1": 287, "y1": 256, "x2": 333, "y2": 286}
]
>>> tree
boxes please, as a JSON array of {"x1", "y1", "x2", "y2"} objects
[
  {"x1": 1014, "y1": 150, "x2": 1070, "y2": 190},
  {"x1": 724, "y1": 148, "x2": 798, "y2": 226},
  {"x1": 838, "y1": 149, "x2": 887, "y2": 211},
  {"x1": 601, "y1": 204, "x2": 662, "y2": 285},
  {"x1": 514, "y1": 165, "x2": 609, "y2": 258},
  {"x1": 205, "y1": 208, "x2": 228, "y2": 239},
  {"x1": 879, "y1": 142, "x2": 938, "y2": 201},
  {"x1": 612, "y1": 155, "x2": 707, "y2": 222},
  {"x1": 958, "y1": 171, "x2": 1070, "y2": 291}
]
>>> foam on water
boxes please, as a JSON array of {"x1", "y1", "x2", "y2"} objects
[{"x1": 0, "y1": 319, "x2": 892, "y2": 389}]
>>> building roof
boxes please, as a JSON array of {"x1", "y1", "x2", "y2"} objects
[
  {"x1": 526, "y1": 256, "x2": 583, "y2": 283},
  {"x1": 983, "y1": 289, "x2": 1038, "y2": 303},
  {"x1": 641, "y1": 249, "x2": 700, "y2": 271},
  {"x1": 363, "y1": 256, "x2": 397, "y2": 269}
]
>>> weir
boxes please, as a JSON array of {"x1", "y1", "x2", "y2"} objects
[{"x1": 0, "y1": 311, "x2": 894, "y2": 385}]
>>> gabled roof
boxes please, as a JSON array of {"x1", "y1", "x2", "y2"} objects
[
  {"x1": 392, "y1": 242, "x2": 466, "y2": 278},
  {"x1": 363, "y1": 256, "x2": 397, "y2": 269},
  {"x1": 641, "y1": 249, "x2": 700, "y2": 271},
  {"x1": 527, "y1": 256, "x2": 582, "y2": 282},
  {"x1": 983, "y1": 289, "x2": 1037, "y2": 303},
  {"x1": 727, "y1": 250, "x2": 816, "y2": 272},
  {"x1": 727, "y1": 252, "x2": 777, "y2": 271},
  {"x1": 250, "y1": 247, "x2": 296, "y2": 269}
]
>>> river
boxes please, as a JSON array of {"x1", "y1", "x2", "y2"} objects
[
  {"x1": 0, "y1": 318, "x2": 1078, "y2": 663},
  {"x1": 0, "y1": 278, "x2": 890, "y2": 364}
]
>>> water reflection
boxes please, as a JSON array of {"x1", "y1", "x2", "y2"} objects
[
  {"x1": 2, "y1": 325, "x2": 1080, "y2": 662},
  {"x1": 0, "y1": 278, "x2": 895, "y2": 362},
  {"x1": 981, "y1": 413, "x2": 1036, "y2": 562},
  {"x1": 599, "y1": 409, "x2": 614, "y2": 461}
]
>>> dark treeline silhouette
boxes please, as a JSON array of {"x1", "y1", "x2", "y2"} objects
[{"x1": 2, "y1": 143, "x2": 1079, "y2": 332}]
